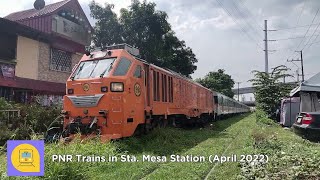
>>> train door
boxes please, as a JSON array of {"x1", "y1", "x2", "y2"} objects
[
  {"x1": 143, "y1": 64, "x2": 151, "y2": 109},
  {"x1": 124, "y1": 64, "x2": 145, "y2": 136}
]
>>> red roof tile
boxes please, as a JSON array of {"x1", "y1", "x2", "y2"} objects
[{"x1": 5, "y1": 0, "x2": 71, "y2": 21}]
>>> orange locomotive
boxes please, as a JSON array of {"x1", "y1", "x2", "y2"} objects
[{"x1": 61, "y1": 44, "x2": 214, "y2": 142}]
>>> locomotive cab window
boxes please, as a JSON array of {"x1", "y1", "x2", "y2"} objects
[
  {"x1": 113, "y1": 57, "x2": 132, "y2": 76},
  {"x1": 133, "y1": 65, "x2": 142, "y2": 78},
  {"x1": 72, "y1": 58, "x2": 116, "y2": 79}
]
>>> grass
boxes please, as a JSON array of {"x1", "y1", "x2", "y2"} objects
[{"x1": 0, "y1": 112, "x2": 320, "y2": 179}]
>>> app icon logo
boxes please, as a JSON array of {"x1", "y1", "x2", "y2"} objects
[{"x1": 7, "y1": 140, "x2": 44, "y2": 176}]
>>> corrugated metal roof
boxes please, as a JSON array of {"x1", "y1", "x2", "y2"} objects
[
  {"x1": 5, "y1": 0, "x2": 71, "y2": 21},
  {"x1": 0, "y1": 76, "x2": 65, "y2": 94},
  {"x1": 0, "y1": 18, "x2": 51, "y2": 42}
]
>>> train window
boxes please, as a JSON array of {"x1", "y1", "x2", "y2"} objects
[
  {"x1": 169, "y1": 77, "x2": 173, "y2": 102},
  {"x1": 164, "y1": 75, "x2": 167, "y2": 102},
  {"x1": 153, "y1": 71, "x2": 157, "y2": 101},
  {"x1": 133, "y1": 65, "x2": 142, "y2": 78},
  {"x1": 162, "y1": 74, "x2": 164, "y2": 102},
  {"x1": 168, "y1": 77, "x2": 171, "y2": 102},
  {"x1": 72, "y1": 58, "x2": 116, "y2": 79},
  {"x1": 113, "y1": 57, "x2": 132, "y2": 76},
  {"x1": 206, "y1": 92, "x2": 208, "y2": 107},
  {"x1": 157, "y1": 72, "x2": 160, "y2": 101},
  {"x1": 162, "y1": 74, "x2": 168, "y2": 102},
  {"x1": 153, "y1": 71, "x2": 160, "y2": 101},
  {"x1": 214, "y1": 96, "x2": 218, "y2": 104}
]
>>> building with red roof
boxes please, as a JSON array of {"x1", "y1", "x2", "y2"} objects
[{"x1": 0, "y1": 0, "x2": 92, "y2": 105}]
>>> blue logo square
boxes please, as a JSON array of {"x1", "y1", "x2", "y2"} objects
[{"x1": 7, "y1": 140, "x2": 44, "y2": 176}]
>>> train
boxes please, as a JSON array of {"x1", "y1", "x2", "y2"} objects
[{"x1": 59, "y1": 44, "x2": 250, "y2": 142}]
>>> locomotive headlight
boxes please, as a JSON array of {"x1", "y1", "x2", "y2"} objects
[{"x1": 111, "y1": 82, "x2": 124, "y2": 92}]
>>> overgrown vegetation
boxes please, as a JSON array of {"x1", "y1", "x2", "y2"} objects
[
  {"x1": 1, "y1": 113, "x2": 319, "y2": 179},
  {"x1": 0, "y1": 98, "x2": 61, "y2": 147},
  {"x1": 239, "y1": 114, "x2": 320, "y2": 179},
  {"x1": 255, "y1": 109, "x2": 277, "y2": 126},
  {"x1": 89, "y1": 0, "x2": 197, "y2": 76},
  {"x1": 250, "y1": 65, "x2": 293, "y2": 119}
]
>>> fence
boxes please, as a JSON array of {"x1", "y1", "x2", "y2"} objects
[{"x1": 0, "y1": 110, "x2": 21, "y2": 125}]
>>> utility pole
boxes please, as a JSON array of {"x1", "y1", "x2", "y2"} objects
[
  {"x1": 237, "y1": 82, "x2": 241, "y2": 101},
  {"x1": 296, "y1": 69, "x2": 300, "y2": 82},
  {"x1": 299, "y1": 50, "x2": 305, "y2": 82},
  {"x1": 287, "y1": 50, "x2": 305, "y2": 82},
  {"x1": 264, "y1": 20, "x2": 269, "y2": 73}
]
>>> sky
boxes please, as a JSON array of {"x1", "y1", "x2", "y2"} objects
[{"x1": 1, "y1": 0, "x2": 320, "y2": 89}]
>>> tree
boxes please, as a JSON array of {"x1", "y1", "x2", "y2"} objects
[
  {"x1": 249, "y1": 65, "x2": 293, "y2": 119},
  {"x1": 89, "y1": 0, "x2": 197, "y2": 76},
  {"x1": 196, "y1": 69, "x2": 235, "y2": 98},
  {"x1": 89, "y1": 1, "x2": 123, "y2": 47}
]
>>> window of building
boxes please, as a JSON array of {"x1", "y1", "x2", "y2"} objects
[
  {"x1": 133, "y1": 65, "x2": 142, "y2": 78},
  {"x1": 113, "y1": 57, "x2": 132, "y2": 76},
  {"x1": 50, "y1": 48, "x2": 72, "y2": 72}
]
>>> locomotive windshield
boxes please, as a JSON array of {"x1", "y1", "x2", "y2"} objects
[{"x1": 72, "y1": 58, "x2": 116, "y2": 80}]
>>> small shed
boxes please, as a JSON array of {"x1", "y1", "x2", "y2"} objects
[{"x1": 290, "y1": 72, "x2": 320, "y2": 113}]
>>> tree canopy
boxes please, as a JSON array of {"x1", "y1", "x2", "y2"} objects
[
  {"x1": 249, "y1": 65, "x2": 293, "y2": 119},
  {"x1": 89, "y1": 0, "x2": 197, "y2": 76},
  {"x1": 196, "y1": 69, "x2": 235, "y2": 98}
]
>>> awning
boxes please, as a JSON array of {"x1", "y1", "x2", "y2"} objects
[
  {"x1": 0, "y1": 76, "x2": 65, "y2": 95},
  {"x1": 290, "y1": 72, "x2": 320, "y2": 97}
]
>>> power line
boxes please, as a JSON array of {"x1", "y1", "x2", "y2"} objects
[
  {"x1": 302, "y1": 23, "x2": 320, "y2": 53},
  {"x1": 215, "y1": 0, "x2": 264, "y2": 50},
  {"x1": 229, "y1": 0, "x2": 263, "y2": 40},
  {"x1": 235, "y1": 0, "x2": 264, "y2": 30},
  {"x1": 227, "y1": 0, "x2": 263, "y2": 40},
  {"x1": 301, "y1": 17, "x2": 320, "y2": 51},
  {"x1": 286, "y1": 8, "x2": 320, "y2": 60},
  {"x1": 281, "y1": 0, "x2": 307, "y2": 61},
  {"x1": 270, "y1": 35, "x2": 315, "y2": 41},
  {"x1": 295, "y1": 0, "x2": 306, "y2": 28},
  {"x1": 273, "y1": 23, "x2": 320, "y2": 31},
  {"x1": 287, "y1": 50, "x2": 305, "y2": 81}
]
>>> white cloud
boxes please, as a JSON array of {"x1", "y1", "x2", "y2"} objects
[{"x1": 0, "y1": 0, "x2": 29, "y2": 17}]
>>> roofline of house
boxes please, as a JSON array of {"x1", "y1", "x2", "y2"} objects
[{"x1": 0, "y1": 18, "x2": 52, "y2": 43}]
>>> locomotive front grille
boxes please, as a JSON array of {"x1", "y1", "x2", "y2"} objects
[{"x1": 67, "y1": 94, "x2": 104, "y2": 107}]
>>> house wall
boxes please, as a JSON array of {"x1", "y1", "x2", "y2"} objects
[
  {"x1": 15, "y1": 36, "x2": 39, "y2": 80},
  {"x1": 37, "y1": 42, "x2": 81, "y2": 83}
]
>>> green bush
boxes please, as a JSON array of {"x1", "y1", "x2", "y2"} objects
[
  {"x1": 16, "y1": 103, "x2": 62, "y2": 133},
  {"x1": 0, "y1": 98, "x2": 62, "y2": 146},
  {"x1": 0, "y1": 97, "x2": 13, "y2": 122},
  {"x1": 256, "y1": 109, "x2": 277, "y2": 126},
  {"x1": 239, "y1": 112, "x2": 320, "y2": 179}
]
